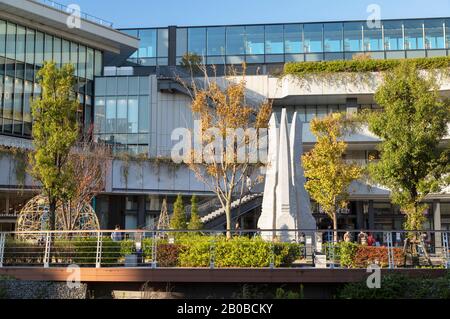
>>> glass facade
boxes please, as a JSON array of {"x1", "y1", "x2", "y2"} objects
[
  {"x1": 94, "y1": 76, "x2": 150, "y2": 155},
  {"x1": 121, "y1": 28, "x2": 169, "y2": 66},
  {"x1": 125, "y1": 18, "x2": 449, "y2": 66},
  {"x1": 0, "y1": 18, "x2": 103, "y2": 138}
]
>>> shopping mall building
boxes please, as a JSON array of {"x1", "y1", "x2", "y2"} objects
[{"x1": 0, "y1": 0, "x2": 449, "y2": 233}]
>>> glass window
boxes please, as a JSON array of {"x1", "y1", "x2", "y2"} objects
[
  {"x1": 344, "y1": 22, "x2": 363, "y2": 52},
  {"x1": 188, "y1": 28, "x2": 206, "y2": 56},
  {"x1": 265, "y1": 25, "x2": 284, "y2": 54},
  {"x1": 138, "y1": 96, "x2": 149, "y2": 133},
  {"x1": 324, "y1": 23, "x2": 343, "y2": 52},
  {"x1": 16, "y1": 25, "x2": 25, "y2": 62},
  {"x1": 176, "y1": 28, "x2": 187, "y2": 57},
  {"x1": 138, "y1": 29, "x2": 157, "y2": 58},
  {"x1": 44, "y1": 34, "x2": 53, "y2": 61},
  {"x1": 53, "y1": 37, "x2": 61, "y2": 67},
  {"x1": 0, "y1": 20, "x2": 5, "y2": 57},
  {"x1": 105, "y1": 97, "x2": 116, "y2": 134},
  {"x1": 26, "y1": 29, "x2": 35, "y2": 64},
  {"x1": 226, "y1": 26, "x2": 246, "y2": 55},
  {"x1": 207, "y1": 27, "x2": 225, "y2": 56},
  {"x1": 424, "y1": 19, "x2": 445, "y2": 49},
  {"x1": 95, "y1": 50, "x2": 102, "y2": 76},
  {"x1": 70, "y1": 42, "x2": 79, "y2": 76},
  {"x1": 94, "y1": 97, "x2": 105, "y2": 134},
  {"x1": 384, "y1": 21, "x2": 404, "y2": 50},
  {"x1": 6, "y1": 22, "x2": 16, "y2": 60},
  {"x1": 139, "y1": 76, "x2": 149, "y2": 95},
  {"x1": 303, "y1": 24, "x2": 323, "y2": 53},
  {"x1": 62, "y1": 40, "x2": 70, "y2": 65},
  {"x1": 78, "y1": 45, "x2": 86, "y2": 78},
  {"x1": 446, "y1": 20, "x2": 450, "y2": 49},
  {"x1": 35, "y1": 32, "x2": 44, "y2": 66},
  {"x1": 128, "y1": 97, "x2": 139, "y2": 134},
  {"x1": 245, "y1": 26, "x2": 264, "y2": 55},
  {"x1": 157, "y1": 29, "x2": 169, "y2": 58},
  {"x1": 404, "y1": 20, "x2": 424, "y2": 50},
  {"x1": 116, "y1": 96, "x2": 127, "y2": 134},
  {"x1": 284, "y1": 24, "x2": 303, "y2": 54},
  {"x1": 363, "y1": 23, "x2": 383, "y2": 51},
  {"x1": 122, "y1": 29, "x2": 138, "y2": 59},
  {"x1": 86, "y1": 47, "x2": 94, "y2": 80}
]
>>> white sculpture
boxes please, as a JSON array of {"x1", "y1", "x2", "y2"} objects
[{"x1": 258, "y1": 109, "x2": 317, "y2": 242}]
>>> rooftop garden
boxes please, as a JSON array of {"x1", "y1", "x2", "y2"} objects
[{"x1": 284, "y1": 56, "x2": 450, "y2": 78}]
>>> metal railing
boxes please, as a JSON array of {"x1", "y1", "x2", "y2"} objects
[
  {"x1": 0, "y1": 229, "x2": 448, "y2": 270},
  {"x1": 35, "y1": 0, "x2": 114, "y2": 28}
]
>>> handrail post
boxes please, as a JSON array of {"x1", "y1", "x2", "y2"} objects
[
  {"x1": 95, "y1": 231, "x2": 103, "y2": 268},
  {"x1": 0, "y1": 233, "x2": 5, "y2": 268},
  {"x1": 43, "y1": 232, "x2": 51, "y2": 268},
  {"x1": 151, "y1": 231, "x2": 157, "y2": 269},
  {"x1": 386, "y1": 232, "x2": 395, "y2": 269}
]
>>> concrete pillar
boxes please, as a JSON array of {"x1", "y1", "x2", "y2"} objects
[
  {"x1": 368, "y1": 200, "x2": 375, "y2": 230},
  {"x1": 137, "y1": 196, "x2": 146, "y2": 229},
  {"x1": 434, "y1": 200, "x2": 443, "y2": 255}
]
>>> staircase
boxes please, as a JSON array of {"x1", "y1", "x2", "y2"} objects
[{"x1": 201, "y1": 193, "x2": 263, "y2": 225}]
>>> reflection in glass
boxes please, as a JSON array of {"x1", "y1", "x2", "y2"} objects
[
  {"x1": 6, "y1": 23, "x2": 16, "y2": 60},
  {"x1": 344, "y1": 22, "x2": 362, "y2": 52},
  {"x1": 207, "y1": 27, "x2": 225, "y2": 56},
  {"x1": 265, "y1": 25, "x2": 284, "y2": 54},
  {"x1": 188, "y1": 28, "x2": 206, "y2": 56},
  {"x1": 117, "y1": 96, "x2": 127, "y2": 134},
  {"x1": 324, "y1": 23, "x2": 343, "y2": 52},
  {"x1": 128, "y1": 97, "x2": 139, "y2": 134},
  {"x1": 284, "y1": 24, "x2": 303, "y2": 54},
  {"x1": 106, "y1": 97, "x2": 117, "y2": 134},
  {"x1": 176, "y1": 28, "x2": 187, "y2": 57},
  {"x1": 424, "y1": 19, "x2": 445, "y2": 49},
  {"x1": 245, "y1": 26, "x2": 264, "y2": 55},
  {"x1": 404, "y1": 20, "x2": 424, "y2": 50},
  {"x1": 157, "y1": 29, "x2": 169, "y2": 58},
  {"x1": 227, "y1": 27, "x2": 245, "y2": 55},
  {"x1": 139, "y1": 29, "x2": 157, "y2": 58},
  {"x1": 304, "y1": 24, "x2": 323, "y2": 53},
  {"x1": 384, "y1": 21, "x2": 404, "y2": 50},
  {"x1": 363, "y1": 23, "x2": 383, "y2": 51}
]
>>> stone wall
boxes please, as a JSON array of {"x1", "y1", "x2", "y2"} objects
[{"x1": 0, "y1": 280, "x2": 87, "y2": 299}]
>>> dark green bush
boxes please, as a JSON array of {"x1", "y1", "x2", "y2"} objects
[
  {"x1": 72, "y1": 237, "x2": 121, "y2": 266},
  {"x1": 284, "y1": 56, "x2": 450, "y2": 78},
  {"x1": 338, "y1": 273, "x2": 450, "y2": 299}
]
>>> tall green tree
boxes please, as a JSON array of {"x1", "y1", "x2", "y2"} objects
[
  {"x1": 188, "y1": 195, "x2": 203, "y2": 230},
  {"x1": 368, "y1": 61, "x2": 450, "y2": 231},
  {"x1": 30, "y1": 62, "x2": 79, "y2": 230},
  {"x1": 302, "y1": 113, "x2": 363, "y2": 240},
  {"x1": 170, "y1": 194, "x2": 187, "y2": 230}
]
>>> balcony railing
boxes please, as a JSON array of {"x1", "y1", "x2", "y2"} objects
[
  {"x1": 35, "y1": 0, "x2": 114, "y2": 28},
  {"x1": 0, "y1": 229, "x2": 448, "y2": 269}
]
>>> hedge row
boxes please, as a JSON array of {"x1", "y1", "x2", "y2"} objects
[
  {"x1": 338, "y1": 272, "x2": 450, "y2": 299},
  {"x1": 326, "y1": 242, "x2": 406, "y2": 268},
  {"x1": 284, "y1": 56, "x2": 450, "y2": 77},
  {"x1": 3, "y1": 235, "x2": 304, "y2": 268}
]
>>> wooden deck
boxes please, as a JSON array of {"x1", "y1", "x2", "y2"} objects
[{"x1": 0, "y1": 267, "x2": 446, "y2": 283}]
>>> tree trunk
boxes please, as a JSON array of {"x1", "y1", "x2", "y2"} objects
[
  {"x1": 225, "y1": 201, "x2": 232, "y2": 240},
  {"x1": 49, "y1": 199, "x2": 57, "y2": 231},
  {"x1": 332, "y1": 213, "x2": 338, "y2": 243}
]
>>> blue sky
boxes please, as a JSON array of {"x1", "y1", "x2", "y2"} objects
[{"x1": 57, "y1": 0, "x2": 450, "y2": 28}]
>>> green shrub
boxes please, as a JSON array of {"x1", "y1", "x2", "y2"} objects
[
  {"x1": 72, "y1": 237, "x2": 121, "y2": 266},
  {"x1": 178, "y1": 235, "x2": 211, "y2": 267},
  {"x1": 284, "y1": 56, "x2": 450, "y2": 78},
  {"x1": 3, "y1": 240, "x2": 45, "y2": 266},
  {"x1": 338, "y1": 273, "x2": 450, "y2": 299},
  {"x1": 339, "y1": 242, "x2": 359, "y2": 268}
]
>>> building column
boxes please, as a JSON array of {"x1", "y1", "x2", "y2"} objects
[
  {"x1": 137, "y1": 196, "x2": 146, "y2": 229},
  {"x1": 434, "y1": 200, "x2": 443, "y2": 255},
  {"x1": 368, "y1": 200, "x2": 375, "y2": 230},
  {"x1": 168, "y1": 26, "x2": 177, "y2": 67}
]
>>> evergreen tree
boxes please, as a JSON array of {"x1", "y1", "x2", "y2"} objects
[
  {"x1": 170, "y1": 194, "x2": 187, "y2": 230},
  {"x1": 188, "y1": 195, "x2": 203, "y2": 230}
]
